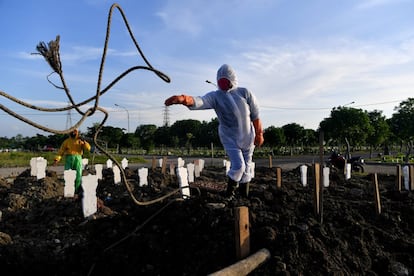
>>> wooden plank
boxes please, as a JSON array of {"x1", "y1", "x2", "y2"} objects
[
  {"x1": 410, "y1": 165, "x2": 414, "y2": 191},
  {"x1": 207, "y1": 248, "x2": 271, "y2": 276},
  {"x1": 268, "y1": 155, "x2": 272, "y2": 168},
  {"x1": 235, "y1": 206, "x2": 250, "y2": 260}
]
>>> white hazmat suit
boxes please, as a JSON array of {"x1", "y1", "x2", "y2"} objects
[{"x1": 165, "y1": 64, "x2": 264, "y2": 197}]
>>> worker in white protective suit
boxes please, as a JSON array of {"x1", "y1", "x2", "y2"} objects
[{"x1": 164, "y1": 64, "x2": 264, "y2": 198}]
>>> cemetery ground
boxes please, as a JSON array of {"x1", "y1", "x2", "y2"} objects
[{"x1": 0, "y1": 158, "x2": 413, "y2": 276}]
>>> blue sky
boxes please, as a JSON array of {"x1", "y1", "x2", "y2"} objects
[{"x1": 1, "y1": 0, "x2": 414, "y2": 138}]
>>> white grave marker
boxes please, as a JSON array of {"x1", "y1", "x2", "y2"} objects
[
  {"x1": 225, "y1": 160, "x2": 231, "y2": 175},
  {"x1": 250, "y1": 162, "x2": 256, "y2": 178},
  {"x1": 403, "y1": 165, "x2": 409, "y2": 190},
  {"x1": 177, "y1": 167, "x2": 190, "y2": 198},
  {"x1": 30, "y1": 157, "x2": 47, "y2": 179},
  {"x1": 300, "y1": 165, "x2": 307, "y2": 186},
  {"x1": 187, "y1": 163, "x2": 195, "y2": 183},
  {"x1": 323, "y1": 167, "x2": 330, "y2": 187},
  {"x1": 177, "y1": 157, "x2": 185, "y2": 168},
  {"x1": 95, "y1": 164, "x2": 103, "y2": 180},
  {"x1": 64, "y1": 170, "x2": 76, "y2": 197},
  {"x1": 194, "y1": 162, "x2": 201, "y2": 178},
  {"x1": 199, "y1": 159, "x2": 205, "y2": 171},
  {"x1": 113, "y1": 166, "x2": 121, "y2": 185},
  {"x1": 36, "y1": 157, "x2": 47, "y2": 180},
  {"x1": 30, "y1": 157, "x2": 37, "y2": 176},
  {"x1": 345, "y1": 163, "x2": 351, "y2": 180},
  {"x1": 169, "y1": 163, "x2": 175, "y2": 175},
  {"x1": 138, "y1": 167, "x2": 148, "y2": 186},
  {"x1": 121, "y1": 158, "x2": 129, "y2": 169},
  {"x1": 106, "y1": 159, "x2": 113, "y2": 169},
  {"x1": 82, "y1": 158, "x2": 89, "y2": 170},
  {"x1": 81, "y1": 174, "x2": 98, "y2": 218}
]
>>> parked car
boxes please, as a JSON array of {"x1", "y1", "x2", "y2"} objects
[{"x1": 42, "y1": 145, "x2": 56, "y2": 152}]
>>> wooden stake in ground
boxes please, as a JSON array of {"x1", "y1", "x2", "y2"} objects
[
  {"x1": 268, "y1": 155, "x2": 272, "y2": 168},
  {"x1": 313, "y1": 163, "x2": 321, "y2": 217},
  {"x1": 276, "y1": 167, "x2": 282, "y2": 188},
  {"x1": 396, "y1": 165, "x2": 402, "y2": 191},
  {"x1": 410, "y1": 165, "x2": 414, "y2": 191},
  {"x1": 372, "y1": 173, "x2": 381, "y2": 215},
  {"x1": 161, "y1": 156, "x2": 167, "y2": 174},
  {"x1": 152, "y1": 156, "x2": 157, "y2": 171},
  {"x1": 318, "y1": 131, "x2": 324, "y2": 223},
  {"x1": 234, "y1": 206, "x2": 250, "y2": 260}
]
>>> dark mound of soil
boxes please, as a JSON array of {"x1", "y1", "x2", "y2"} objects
[{"x1": 0, "y1": 165, "x2": 413, "y2": 275}]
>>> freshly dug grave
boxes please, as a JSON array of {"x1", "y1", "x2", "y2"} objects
[{"x1": 0, "y1": 164, "x2": 413, "y2": 276}]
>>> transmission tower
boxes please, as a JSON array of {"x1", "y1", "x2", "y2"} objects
[
  {"x1": 163, "y1": 106, "x2": 170, "y2": 127},
  {"x1": 66, "y1": 101, "x2": 72, "y2": 129}
]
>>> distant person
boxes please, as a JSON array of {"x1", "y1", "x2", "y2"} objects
[
  {"x1": 53, "y1": 129, "x2": 91, "y2": 198},
  {"x1": 165, "y1": 64, "x2": 264, "y2": 198}
]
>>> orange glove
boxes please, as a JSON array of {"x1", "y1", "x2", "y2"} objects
[
  {"x1": 253, "y1": 118, "x2": 264, "y2": 147},
  {"x1": 164, "y1": 94, "x2": 194, "y2": 106}
]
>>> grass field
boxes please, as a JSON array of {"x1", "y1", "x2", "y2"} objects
[{"x1": 0, "y1": 151, "x2": 147, "y2": 168}]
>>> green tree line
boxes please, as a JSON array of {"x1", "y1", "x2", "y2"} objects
[{"x1": 2, "y1": 98, "x2": 414, "y2": 158}]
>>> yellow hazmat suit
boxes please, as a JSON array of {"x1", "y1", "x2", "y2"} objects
[{"x1": 54, "y1": 129, "x2": 91, "y2": 193}]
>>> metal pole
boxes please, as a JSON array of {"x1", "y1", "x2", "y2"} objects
[
  {"x1": 343, "y1": 101, "x2": 355, "y2": 107},
  {"x1": 114, "y1": 104, "x2": 130, "y2": 133}
]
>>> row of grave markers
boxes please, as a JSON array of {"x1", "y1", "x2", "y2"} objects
[
  {"x1": 29, "y1": 156, "x2": 413, "y2": 219},
  {"x1": 30, "y1": 156, "x2": 414, "y2": 192},
  {"x1": 29, "y1": 156, "x2": 209, "y2": 218}
]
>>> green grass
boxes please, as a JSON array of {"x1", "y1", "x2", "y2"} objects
[
  {"x1": 0, "y1": 152, "x2": 39, "y2": 167},
  {"x1": 0, "y1": 151, "x2": 148, "y2": 168}
]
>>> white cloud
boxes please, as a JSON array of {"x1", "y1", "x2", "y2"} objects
[
  {"x1": 356, "y1": 0, "x2": 409, "y2": 10},
  {"x1": 156, "y1": 7, "x2": 202, "y2": 36},
  {"x1": 238, "y1": 37, "x2": 413, "y2": 97}
]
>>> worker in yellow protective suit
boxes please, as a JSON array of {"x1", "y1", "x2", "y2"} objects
[{"x1": 53, "y1": 129, "x2": 91, "y2": 196}]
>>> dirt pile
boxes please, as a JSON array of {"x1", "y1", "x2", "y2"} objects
[{"x1": 0, "y1": 165, "x2": 413, "y2": 275}]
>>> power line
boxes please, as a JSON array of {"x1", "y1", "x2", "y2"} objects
[
  {"x1": 261, "y1": 99, "x2": 402, "y2": 111},
  {"x1": 0, "y1": 99, "x2": 404, "y2": 116}
]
